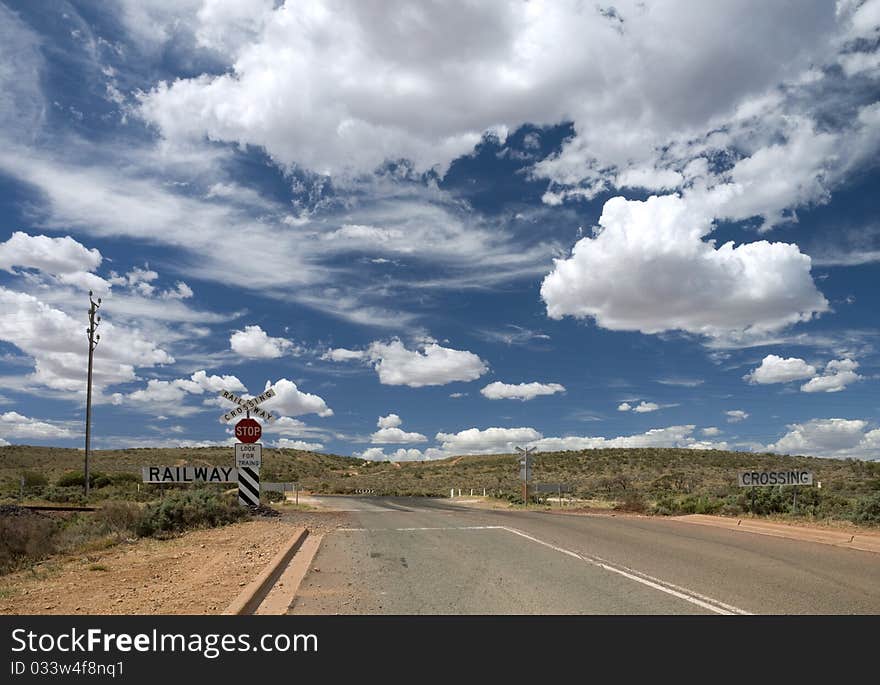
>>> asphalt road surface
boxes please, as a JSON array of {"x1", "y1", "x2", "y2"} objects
[{"x1": 289, "y1": 496, "x2": 880, "y2": 615}]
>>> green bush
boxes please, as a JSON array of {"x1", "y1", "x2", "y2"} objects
[
  {"x1": 110, "y1": 472, "x2": 141, "y2": 484},
  {"x1": 55, "y1": 471, "x2": 112, "y2": 489},
  {"x1": 43, "y1": 486, "x2": 86, "y2": 505},
  {"x1": 94, "y1": 501, "x2": 142, "y2": 535},
  {"x1": 136, "y1": 489, "x2": 247, "y2": 537},
  {"x1": 651, "y1": 494, "x2": 725, "y2": 515},
  {"x1": 263, "y1": 490, "x2": 284, "y2": 503},
  {"x1": 850, "y1": 493, "x2": 880, "y2": 524},
  {"x1": 20, "y1": 471, "x2": 48, "y2": 493}
]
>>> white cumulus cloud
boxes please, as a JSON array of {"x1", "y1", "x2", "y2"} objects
[
  {"x1": 275, "y1": 438, "x2": 324, "y2": 451},
  {"x1": 322, "y1": 347, "x2": 366, "y2": 362},
  {"x1": 261, "y1": 378, "x2": 333, "y2": 417},
  {"x1": 800, "y1": 359, "x2": 861, "y2": 393},
  {"x1": 766, "y1": 418, "x2": 880, "y2": 458},
  {"x1": 365, "y1": 339, "x2": 487, "y2": 387},
  {"x1": 744, "y1": 354, "x2": 818, "y2": 384},
  {"x1": 540, "y1": 194, "x2": 828, "y2": 340},
  {"x1": 480, "y1": 381, "x2": 565, "y2": 401},
  {"x1": 136, "y1": 0, "x2": 842, "y2": 184},
  {"x1": 633, "y1": 401, "x2": 660, "y2": 413},
  {"x1": 0, "y1": 411, "x2": 78, "y2": 441},
  {"x1": 377, "y1": 414, "x2": 402, "y2": 429},
  {"x1": 433, "y1": 427, "x2": 543, "y2": 455},
  {"x1": 0, "y1": 286, "x2": 173, "y2": 394},
  {"x1": 357, "y1": 447, "x2": 425, "y2": 462},
  {"x1": 229, "y1": 325, "x2": 296, "y2": 358},
  {"x1": 370, "y1": 414, "x2": 427, "y2": 444},
  {"x1": 112, "y1": 371, "x2": 247, "y2": 415},
  {"x1": 0, "y1": 231, "x2": 102, "y2": 275},
  {"x1": 618, "y1": 400, "x2": 660, "y2": 413},
  {"x1": 726, "y1": 410, "x2": 749, "y2": 423},
  {"x1": 370, "y1": 427, "x2": 428, "y2": 444}
]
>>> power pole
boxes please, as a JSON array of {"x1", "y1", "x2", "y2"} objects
[{"x1": 84, "y1": 290, "x2": 101, "y2": 499}]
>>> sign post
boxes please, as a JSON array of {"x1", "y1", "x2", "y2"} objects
[
  {"x1": 235, "y1": 442, "x2": 262, "y2": 505},
  {"x1": 515, "y1": 446, "x2": 536, "y2": 504},
  {"x1": 219, "y1": 386, "x2": 278, "y2": 508}
]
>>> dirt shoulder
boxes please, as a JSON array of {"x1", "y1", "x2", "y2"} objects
[
  {"x1": 0, "y1": 510, "x2": 348, "y2": 615},
  {"x1": 668, "y1": 514, "x2": 880, "y2": 553}
]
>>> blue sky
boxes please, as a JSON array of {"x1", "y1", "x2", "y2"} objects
[{"x1": 1, "y1": 0, "x2": 879, "y2": 460}]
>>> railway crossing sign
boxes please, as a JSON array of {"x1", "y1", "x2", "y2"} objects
[
  {"x1": 219, "y1": 387, "x2": 277, "y2": 423},
  {"x1": 218, "y1": 386, "x2": 277, "y2": 507},
  {"x1": 515, "y1": 445, "x2": 536, "y2": 502}
]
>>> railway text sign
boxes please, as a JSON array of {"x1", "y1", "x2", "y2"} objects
[{"x1": 141, "y1": 466, "x2": 237, "y2": 483}]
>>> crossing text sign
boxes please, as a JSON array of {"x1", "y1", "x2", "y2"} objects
[
  {"x1": 737, "y1": 470, "x2": 813, "y2": 487},
  {"x1": 141, "y1": 466, "x2": 237, "y2": 483},
  {"x1": 235, "y1": 443, "x2": 262, "y2": 469}
]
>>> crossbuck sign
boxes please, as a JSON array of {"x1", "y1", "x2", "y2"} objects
[{"x1": 219, "y1": 388, "x2": 277, "y2": 423}]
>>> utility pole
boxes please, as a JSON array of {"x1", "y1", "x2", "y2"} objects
[
  {"x1": 84, "y1": 290, "x2": 101, "y2": 499},
  {"x1": 515, "y1": 446, "x2": 535, "y2": 505}
]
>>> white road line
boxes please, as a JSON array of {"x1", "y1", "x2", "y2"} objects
[
  {"x1": 500, "y1": 526, "x2": 752, "y2": 616},
  {"x1": 339, "y1": 525, "x2": 505, "y2": 532},
  {"x1": 395, "y1": 525, "x2": 505, "y2": 532}
]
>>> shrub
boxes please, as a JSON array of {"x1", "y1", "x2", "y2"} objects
[
  {"x1": 110, "y1": 472, "x2": 141, "y2": 484},
  {"x1": 263, "y1": 490, "x2": 284, "y2": 503},
  {"x1": 651, "y1": 494, "x2": 724, "y2": 515},
  {"x1": 136, "y1": 489, "x2": 247, "y2": 537},
  {"x1": 43, "y1": 487, "x2": 86, "y2": 505},
  {"x1": 0, "y1": 508, "x2": 59, "y2": 574},
  {"x1": 94, "y1": 501, "x2": 142, "y2": 535},
  {"x1": 20, "y1": 471, "x2": 48, "y2": 492},
  {"x1": 615, "y1": 492, "x2": 648, "y2": 513},
  {"x1": 55, "y1": 471, "x2": 112, "y2": 489},
  {"x1": 850, "y1": 494, "x2": 880, "y2": 525}
]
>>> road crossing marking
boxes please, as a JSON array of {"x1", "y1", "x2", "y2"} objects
[{"x1": 500, "y1": 526, "x2": 752, "y2": 616}]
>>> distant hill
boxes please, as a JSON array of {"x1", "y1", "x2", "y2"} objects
[{"x1": 1, "y1": 444, "x2": 878, "y2": 510}]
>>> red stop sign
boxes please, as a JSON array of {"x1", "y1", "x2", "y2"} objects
[{"x1": 235, "y1": 418, "x2": 261, "y2": 443}]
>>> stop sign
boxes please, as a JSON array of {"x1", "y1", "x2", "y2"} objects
[{"x1": 235, "y1": 418, "x2": 261, "y2": 443}]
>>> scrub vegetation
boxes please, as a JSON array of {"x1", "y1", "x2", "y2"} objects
[
  {"x1": 1, "y1": 442, "x2": 878, "y2": 575},
  {"x1": 0, "y1": 489, "x2": 246, "y2": 575}
]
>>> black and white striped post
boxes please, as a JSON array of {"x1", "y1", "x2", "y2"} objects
[
  {"x1": 237, "y1": 465, "x2": 260, "y2": 507},
  {"x1": 235, "y1": 440, "x2": 263, "y2": 507}
]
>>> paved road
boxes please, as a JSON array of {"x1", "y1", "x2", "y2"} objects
[{"x1": 289, "y1": 496, "x2": 880, "y2": 615}]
